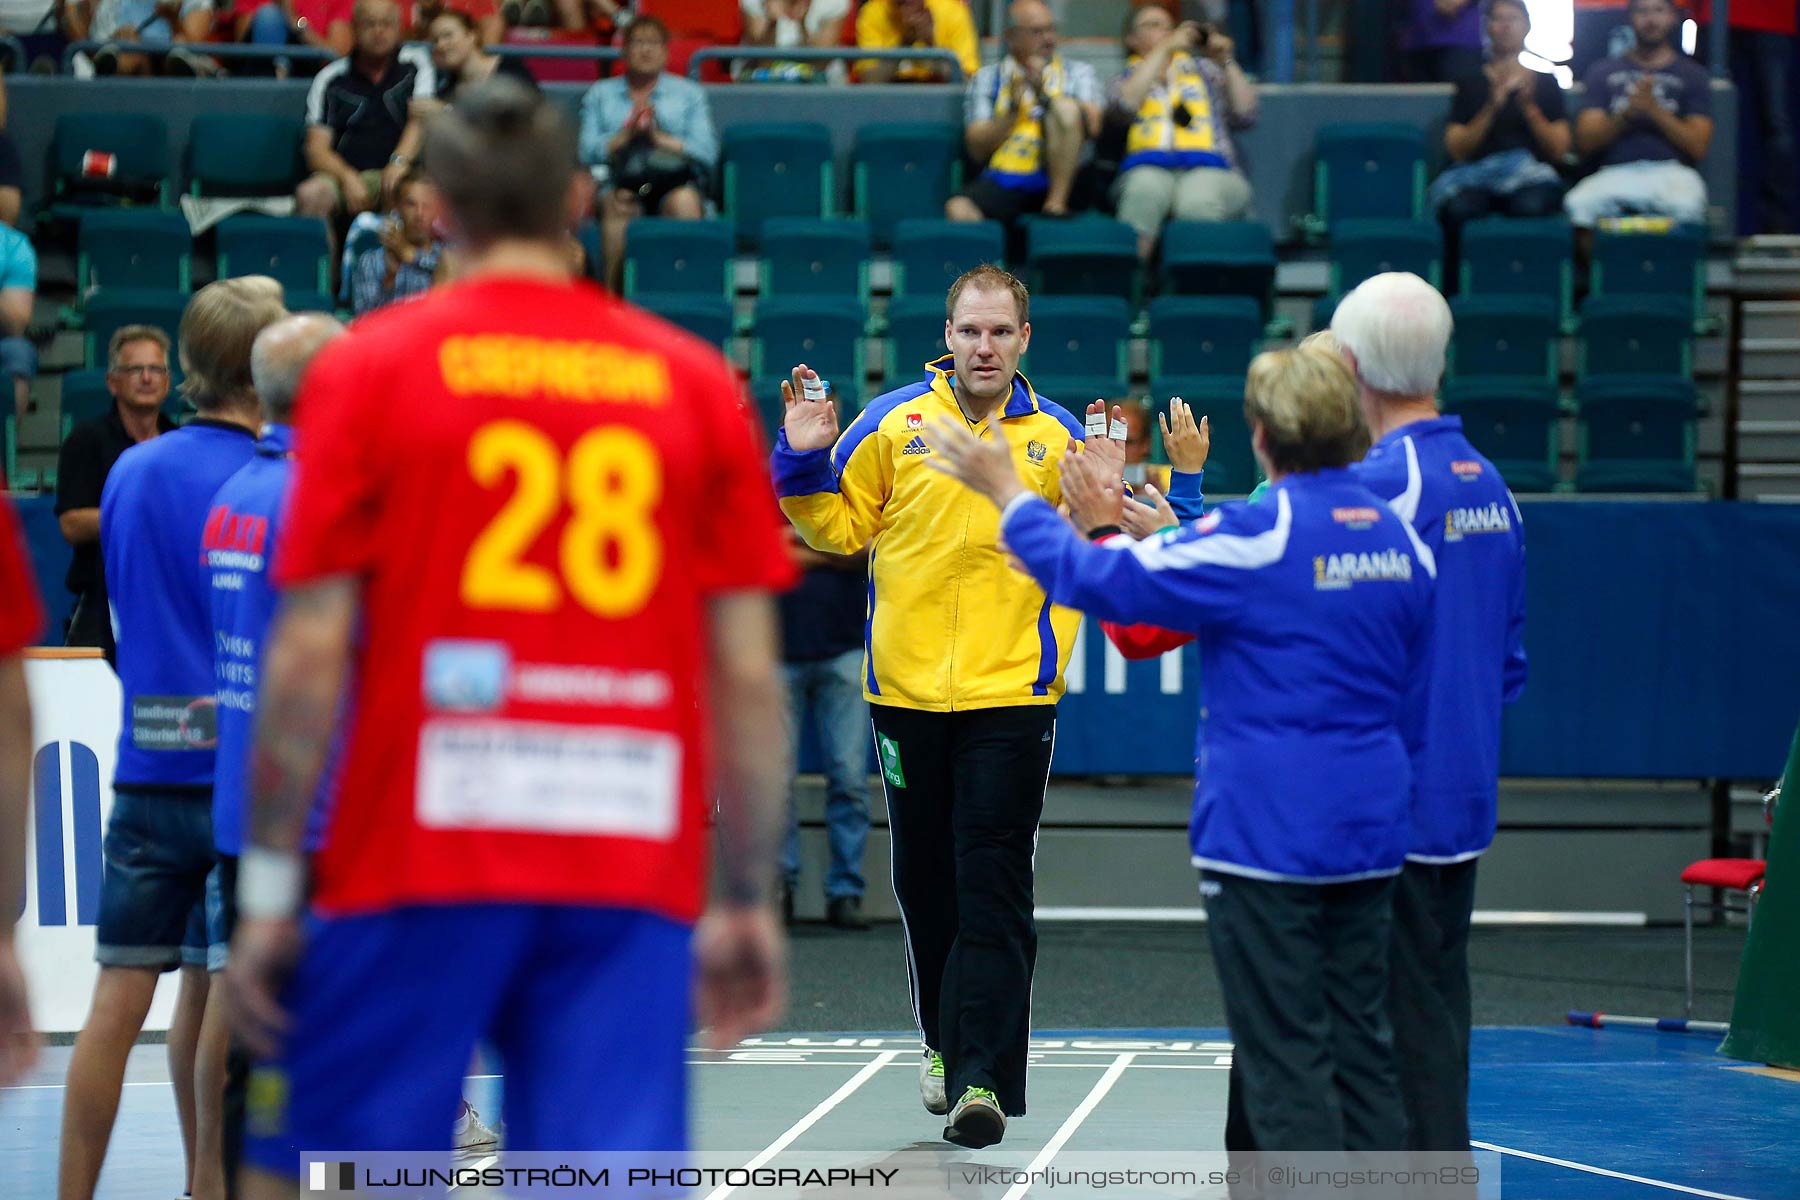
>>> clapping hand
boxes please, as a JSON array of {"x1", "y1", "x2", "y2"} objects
[
  {"x1": 1159, "y1": 398, "x2": 1211, "y2": 474},
  {"x1": 1059, "y1": 437, "x2": 1126, "y2": 536},
  {"x1": 1626, "y1": 76, "x2": 1662, "y2": 119},
  {"x1": 781, "y1": 364, "x2": 841, "y2": 452},
  {"x1": 925, "y1": 412, "x2": 1026, "y2": 508},
  {"x1": 1119, "y1": 484, "x2": 1179, "y2": 540}
]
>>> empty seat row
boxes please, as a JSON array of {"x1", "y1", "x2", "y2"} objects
[{"x1": 74, "y1": 211, "x2": 330, "y2": 296}]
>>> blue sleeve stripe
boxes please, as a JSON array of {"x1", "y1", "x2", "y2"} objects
[
  {"x1": 1036, "y1": 396, "x2": 1086, "y2": 442},
  {"x1": 1032, "y1": 593, "x2": 1056, "y2": 696},
  {"x1": 771, "y1": 428, "x2": 841, "y2": 498},
  {"x1": 863, "y1": 543, "x2": 881, "y2": 697},
  {"x1": 831, "y1": 381, "x2": 933, "y2": 475}
]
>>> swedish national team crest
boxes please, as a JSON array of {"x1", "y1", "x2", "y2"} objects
[{"x1": 1026, "y1": 440, "x2": 1048, "y2": 465}]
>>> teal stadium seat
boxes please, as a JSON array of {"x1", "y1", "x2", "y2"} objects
[
  {"x1": 78, "y1": 210, "x2": 192, "y2": 293},
  {"x1": 1591, "y1": 226, "x2": 1706, "y2": 324},
  {"x1": 1441, "y1": 377, "x2": 1562, "y2": 493},
  {"x1": 1460, "y1": 217, "x2": 1574, "y2": 323},
  {"x1": 285, "y1": 291, "x2": 337, "y2": 315},
  {"x1": 638, "y1": 295, "x2": 734, "y2": 350},
  {"x1": 1148, "y1": 296, "x2": 1261, "y2": 380},
  {"x1": 1448, "y1": 295, "x2": 1560, "y2": 384},
  {"x1": 622, "y1": 219, "x2": 734, "y2": 299},
  {"x1": 886, "y1": 295, "x2": 950, "y2": 381},
  {"x1": 721, "y1": 123, "x2": 835, "y2": 249},
  {"x1": 58, "y1": 370, "x2": 114, "y2": 435},
  {"x1": 83, "y1": 289, "x2": 188, "y2": 370},
  {"x1": 1575, "y1": 376, "x2": 1699, "y2": 493},
  {"x1": 1311, "y1": 123, "x2": 1428, "y2": 231},
  {"x1": 749, "y1": 297, "x2": 866, "y2": 437},
  {"x1": 51, "y1": 112, "x2": 171, "y2": 208},
  {"x1": 1023, "y1": 296, "x2": 1131, "y2": 403},
  {"x1": 890, "y1": 219, "x2": 1003, "y2": 297},
  {"x1": 1314, "y1": 219, "x2": 1442, "y2": 327},
  {"x1": 853, "y1": 123, "x2": 962, "y2": 249},
  {"x1": 1578, "y1": 296, "x2": 1694, "y2": 380},
  {"x1": 1148, "y1": 376, "x2": 1258, "y2": 494},
  {"x1": 760, "y1": 218, "x2": 871, "y2": 301},
  {"x1": 216, "y1": 215, "x2": 331, "y2": 295},
  {"x1": 186, "y1": 114, "x2": 306, "y2": 197},
  {"x1": 1025, "y1": 217, "x2": 1139, "y2": 299},
  {"x1": 1158, "y1": 221, "x2": 1277, "y2": 322}
]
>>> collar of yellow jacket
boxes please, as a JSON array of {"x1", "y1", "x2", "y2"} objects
[{"x1": 922, "y1": 354, "x2": 1047, "y2": 421}]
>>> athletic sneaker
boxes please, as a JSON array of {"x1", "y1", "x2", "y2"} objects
[
  {"x1": 943, "y1": 1086, "x2": 1005, "y2": 1149},
  {"x1": 919, "y1": 1049, "x2": 948, "y2": 1115},
  {"x1": 454, "y1": 1100, "x2": 499, "y2": 1155}
]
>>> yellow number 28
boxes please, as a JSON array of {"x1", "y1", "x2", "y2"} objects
[{"x1": 460, "y1": 419, "x2": 663, "y2": 619}]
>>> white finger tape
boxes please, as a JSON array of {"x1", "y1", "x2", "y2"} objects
[
  {"x1": 1085, "y1": 412, "x2": 1108, "y2": 436},
  {"x1": 1109, "y1": 418, "x2": 1128, "y2": 440}
]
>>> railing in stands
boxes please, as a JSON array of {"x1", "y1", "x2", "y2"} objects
[
  {"x1": 0, "y1": 36, "x2": 25, "y2": 71},
  {"x1": 684, "y1": 45, "x2": 966, "y2": 83},
  {"x1": 59, "y1": 40, "x2": 622, "y2": 75}
]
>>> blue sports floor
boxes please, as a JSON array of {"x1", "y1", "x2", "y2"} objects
[{"x1": 3, "y1": 1025, "x2": 1794, "y2": 1198}]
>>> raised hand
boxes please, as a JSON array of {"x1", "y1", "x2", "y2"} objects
[
  {"x1": 1059, "y1": 436, "x2": 1126, "y2": 536},
  {"x1": 924, "y1": 413, "x2": 1026, "y2": 508},
  {"x1": 1159, "y1": 398, "x2": 1211, "y2": 474},
  {"x1": 781, "y1": 364, "x2": 841, "y2": 453},
  {"x1": 1081, "y1": 399, "x2": 1129, "y2": 480},
  {"x1": 1120, "y1": 483, "x2": 1179, "y2": 540}
]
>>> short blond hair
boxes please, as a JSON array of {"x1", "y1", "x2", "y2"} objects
[
  {"x1": 1243, "y1": 346, "x2": 1370, "y2": 474},
  {"x1": 108, "y1": 324, "x2": 171, "y2": 372},
  {"x1": 1298, "y1": 328, "x2": 1344, "y2": 358},
  {"x1": 179, "y1": 277, "x2": 288, "y2": 410},
  {"x1": 946, "y1": 264, "x2": 1030, "y2": 325}
]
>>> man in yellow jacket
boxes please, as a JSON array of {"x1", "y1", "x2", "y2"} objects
[{"x1": 771, "y1": 266, "x2": 1085, "y2": 1149}]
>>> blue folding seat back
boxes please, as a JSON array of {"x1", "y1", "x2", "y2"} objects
[
  {"x1": 1441, "y1": 378, "x2": 1561, "y2": 493},
  {"x1": 638, "y1": 294, "x2": 734, "y2": 350},
  {"x1": 187, "y1": 114, "x2": 306, "y2": 197},
  {"x1": 622, "y1": 219, "x2": 734, "y2": 299},
  {"x1": 216, "y1": 215, "x2": 331, "y2": 295},
  {"x1": 52, "y1": 112, "x2": 171, "y2": 205},
  {"x1": 1023, "y1": 296, "x2": 1130, "y2": 390},
  {"x1": 1025, "y1": 218, "x2": 1139, "y2": 299},
  {"x1": 1312, "y1": 123, "x2": 1427, "y2": 228},
  {"x1": 1148, "y1": 296, "x2": 1262, "y2": 379},
  {"x1": 1460, "y1": 217, "x2": 1574, "y2": 319},
  {"x1": 79, "y1": 210, "x2": 192, "y2": 293},
  {"x1": 1149, "y1": 376, "x2": 1258, "y2": 494},
  {"x1": 751, "y1": 298, "x2": 865, "y2": 402},
  {"x1": 853, "y1": 124, "x2": 962, "y2": 248},
  {"x1": 887, "y1": 295, "x2": 950, "y2": 380},
  {"x1": 59, "y1": 370, "x2": 115, "y2": 436},
  {"x1": 721, "y1": 123, "x2": 835, "y2": 248},
  {"x1": 1448, "y1": 295, "x2": 1560, "y2": 383},
  {"x1": 1591, "y1": 228, "x2": 1705, "y2": 321},
  {"x1": 83, "y1": 289, "x2": 188, "y2": 370},
  {"x1": 891, "y1": 219, "x2": 1004, "y2": 297},
  {"x1": 1158, "y1": 221, "x2": 1277, "y2": 319},
  {"x1": 1575, "y1": 376, "x2": 1698, "y2": 493},
  {"x1": 760, "y1": 218, "x2": 871, "y2": 300},
  {"x1": 1578, "y1": 296, "x2": 1694, "y2": 379},
  {"x1": 1329, "y1": 219, "x2": 1442, "y2": 295},
  {"x1": 573, "y1": 219, "x2": 604, "y2": 284}
]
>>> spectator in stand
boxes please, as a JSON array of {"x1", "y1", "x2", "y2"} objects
[
  {"x1": 1430, "y1": 0, "x2": 1570, "y2": 270},
  {"x1": 1565, "y1": 0, "x2": 1713, "y2": 230},
  {"x1": 947, "y1": 1, "x2": 1103, "y2": 227},
  {"x1": 739, "y1": 0, "x2": 851, "y2": 81},
  {"x1": 0, "y1": 214, "x2": 31, "y2": 423},
  {"x1": 1405, "y1": 0, "x2": 1483, "y2": 83},
  {"x1": 414, "y1": 0, "x2": 501, "y2": 42},
  {"x1": 855, "y1": 0, "x2": 979, "y2": 83},
  {"x1": 425, "y1": 8, "x2": 536, "y2": 99},
  {"x1": 578, "y1": 15, "x2": 716, "y2": 290},
  {"x1": 53, "y1": 326, "x2": 176, "y2": 659},
  {"x1": 1698, "y1": 0, "x2": 1796, "y2": 234},
  {"x1": 546, "y1": 0, "x2": 626, "y2": 36},
  {"x1": 349, "y1": 172, "x2": 444, "y2": 314},
  {"x1": 1107, "y1": 5, "x2": 1257, "y2": 262},
  {"x1": 295, "y1": 0, "x2": 436, "y2": 225},
  {"x1": 236, "y1": 0, "x2": 354, "y2": 59},
  {"x1": 0, "y1": 65, "x2": 21, "y2": 228},
  {"x1": 63, "y1": 0, "x2": 215, "y2": 76}
]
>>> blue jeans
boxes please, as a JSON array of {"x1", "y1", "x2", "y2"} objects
[
  {"x1": 244, "y1": 3, "x2": 292, "y2": 45},
  {"x1": 782, "y1": 649, "x2": 870, "y2": 900},
  {"x1": 0, "y1": 335, "x2": 36, "y2": 383}
]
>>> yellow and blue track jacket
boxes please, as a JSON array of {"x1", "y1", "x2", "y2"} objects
[{"x1": 770, "y1": 357, "x2": 1086, "y2": 712}]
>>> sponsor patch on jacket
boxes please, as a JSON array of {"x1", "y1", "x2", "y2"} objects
[
  {"x1": 1314, "y1": 550, "x2": 1414, "y2": 589},
  {"x1": 1331, "y1": 506, "x2": 1381, "y2": 529},
  {"x1": 1452, "y1": 460, "x2": 1484, "y2": 479},
  {"x1": 906, "y1": 413, "x2": 923, "y2": 429},
  {"x1": 901, "y1": 435, "x2": 931, "y2": 456},
  {"x1": 1443, "y1": 502, "x2": 1513, "y2": 542}
]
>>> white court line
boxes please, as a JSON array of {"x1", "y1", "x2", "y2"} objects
[
  {"x1": 1471, "y1": 1141, "x2": 1758, "y2": 1200},
  {"x1": 1000, "y1": 1053, "x2": 1136, "y2": 1200},
  {"x1": 702, "y1": 1049, "x2": 900, "y2": 1200}
]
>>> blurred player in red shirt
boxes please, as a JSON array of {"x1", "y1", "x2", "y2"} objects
[
  {"x1": 0, "y1": 497, "x2": 44, "y2": 1088},
  {"x1": 227, "y1": 78, "x2": 796, "y2": 1194}
]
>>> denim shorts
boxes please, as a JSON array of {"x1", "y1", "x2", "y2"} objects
[
  {"x1": 0, "y1": 335, "x2": 37, "y2": 383},
  {"x1": 95, "y1": 787, "x2": 219, "y2": 970}
]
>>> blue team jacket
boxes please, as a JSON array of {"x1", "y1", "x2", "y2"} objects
[
  {"x1": 1003, "y1": 468, "x2": 1437, "y2": 882},
  {"x1": 1352, "y1": 417, "x2": 1527, "y2": 862},
  {"x1": 102, "y1": 420, "x2": 258, "y2": 790},
  {"x1": 205, "y1": 425, "x2": 291, "y2": 855}
]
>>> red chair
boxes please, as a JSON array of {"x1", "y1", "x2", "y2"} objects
[{"x1": 1680, "y1": 781, "x2": 1778, "y2": 1016}]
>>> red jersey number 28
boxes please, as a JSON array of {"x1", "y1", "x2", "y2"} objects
[{"x1": 460, "y1": 418, "x2": 663, "y2": 619}]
